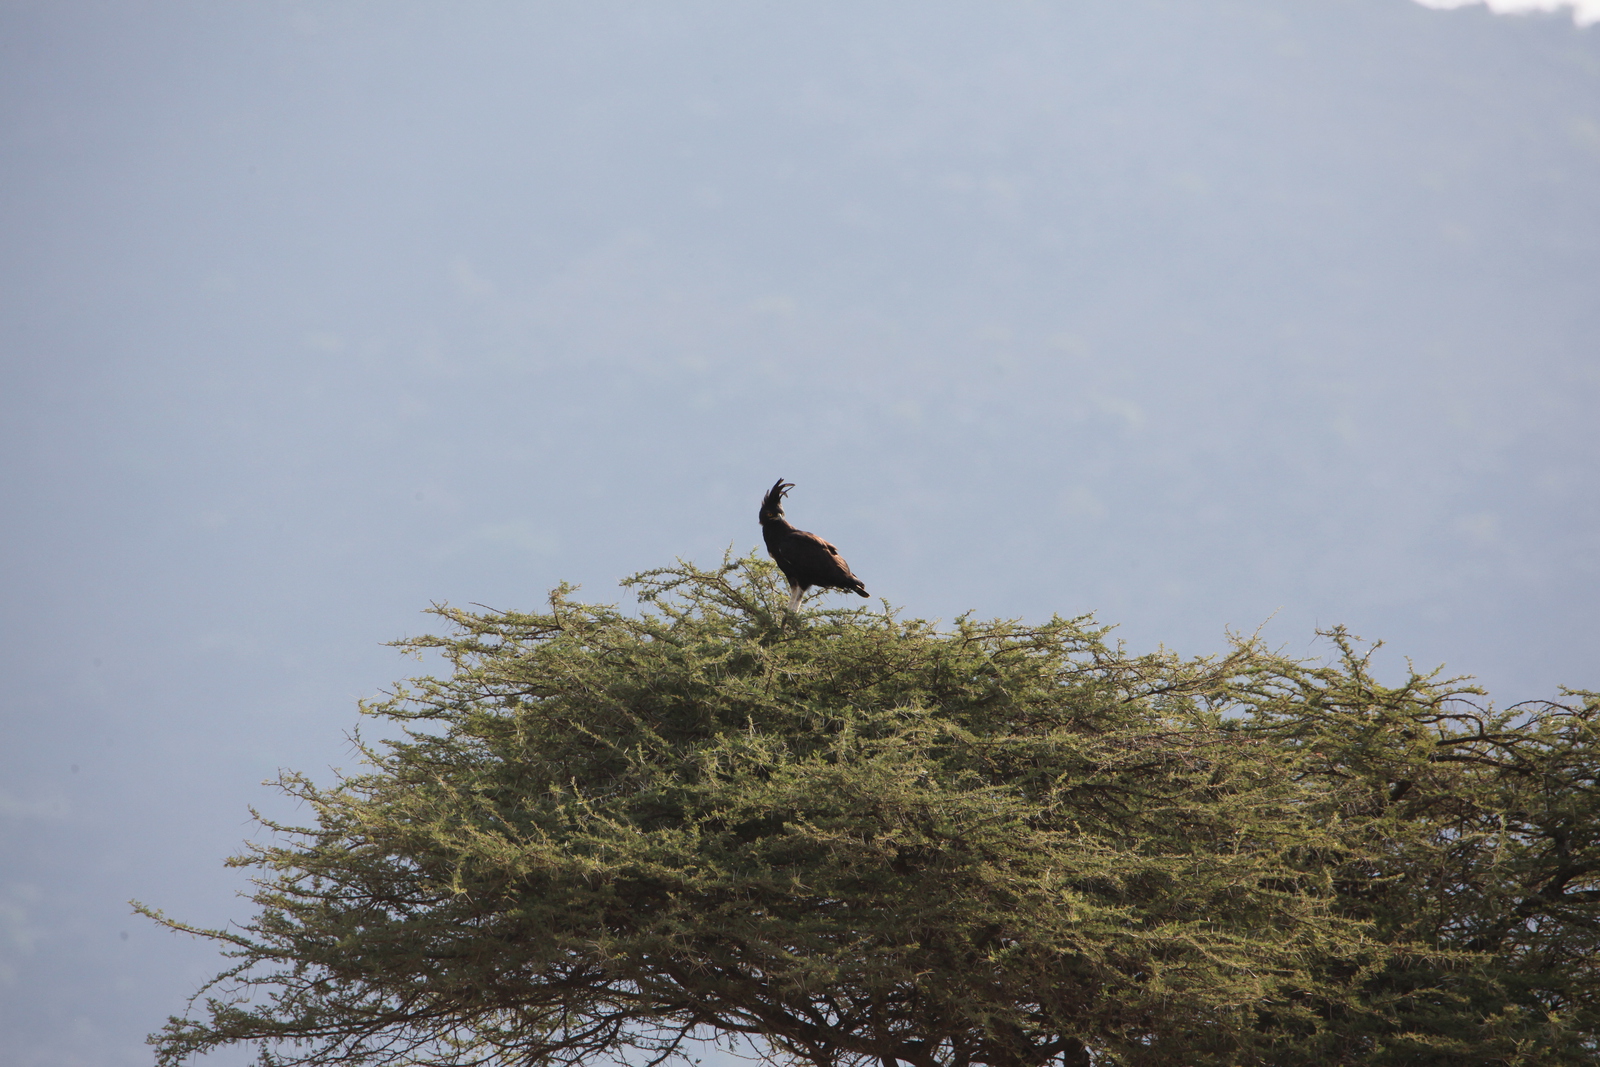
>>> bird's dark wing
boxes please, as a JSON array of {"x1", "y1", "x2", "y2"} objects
[{"x1": 774, "y1": 530, "x2": 869, "y2": 597}]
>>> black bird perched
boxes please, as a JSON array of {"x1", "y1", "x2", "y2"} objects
[{"x1": 759, "y1": 478, "x2": 870, "y2": 611}]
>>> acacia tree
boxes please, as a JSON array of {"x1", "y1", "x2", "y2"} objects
[{"x1": 144, "y1": 558, "x2": 1600, "y2": 1067}]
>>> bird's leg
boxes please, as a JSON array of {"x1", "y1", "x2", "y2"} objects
[{"x1": 788, "y1": 585, "x2": 804, "y2": 612}]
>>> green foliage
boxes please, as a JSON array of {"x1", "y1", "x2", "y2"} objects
[{"x1": 143, "y1": 557, "x2": 1600, "y2": 1067}]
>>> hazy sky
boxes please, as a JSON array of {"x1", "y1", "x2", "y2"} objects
[
  {"x1": 1416, "y1": 0, "x2": 1600, "y2": 24},
  {"x1": 2, "y1": 2, "x2": 1597, "y2": 1064}
]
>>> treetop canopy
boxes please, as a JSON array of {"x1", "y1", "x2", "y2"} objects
[{"x1": 145, "y1": 557, "x2": 1600, "y2": 1067}]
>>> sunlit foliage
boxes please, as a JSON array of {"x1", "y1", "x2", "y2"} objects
[{"x1": 145, "y1": 558, "x2": 1600, "y2": 1066}]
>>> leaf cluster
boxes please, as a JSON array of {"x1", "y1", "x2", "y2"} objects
[{"x1": 143, "y1": 557, "x2": 1600, "y2": 1067}]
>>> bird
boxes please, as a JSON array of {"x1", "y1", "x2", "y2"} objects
[{"x1": 759, "y1": 478, "x2": 870, "y2": 611}]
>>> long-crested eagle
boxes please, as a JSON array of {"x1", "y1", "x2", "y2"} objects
[{"x1": 759, "y1": 478, "x2": 870, "y2": 611}]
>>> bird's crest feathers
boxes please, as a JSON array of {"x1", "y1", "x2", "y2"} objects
[{"x1": 759, "y1": 479, "x2": 793, "y2": 525}]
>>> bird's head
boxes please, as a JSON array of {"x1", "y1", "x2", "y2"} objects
[{"x1": 759, "y1": 479, "x2": 793, "y2": 524}]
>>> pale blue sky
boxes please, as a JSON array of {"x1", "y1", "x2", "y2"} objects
[{"x1": 2, "y1": 2, "x2": 1597, "y2": 1064}]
